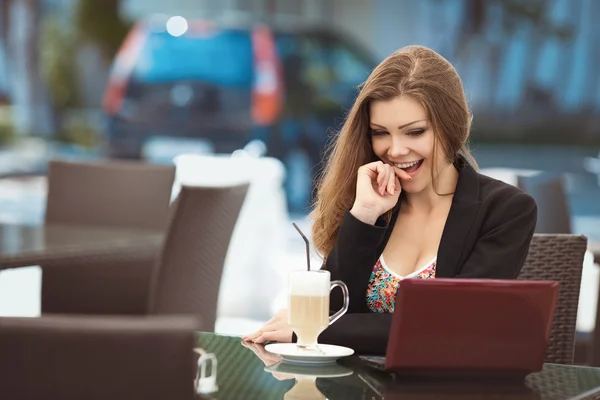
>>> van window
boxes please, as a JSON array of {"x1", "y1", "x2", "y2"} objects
[{"x1": 133, "y1": 29, "x2": 254, "y2": 87}]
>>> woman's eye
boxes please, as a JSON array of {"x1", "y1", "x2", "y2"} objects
[
  {"x1": 407, "y1": 129, "x2": 425, "y2": 137},
  {"x1": 370, "y1": 130, "x2": 388, "y2": 136}
]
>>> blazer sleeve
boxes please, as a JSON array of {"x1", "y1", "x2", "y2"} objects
[
  {"x1": 322, "y1": 211, "x2": 389, "y2": 313},
  {"x1": 456, "y1": 191, "x2": 538, "y2": 278},
  {"x1": 317, "y1": 313, "x2": 392, "y2": 355}
]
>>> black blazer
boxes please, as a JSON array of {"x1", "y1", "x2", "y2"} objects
[{"x1": 317, "y1": 158, "x2": 538, "y2": 354}]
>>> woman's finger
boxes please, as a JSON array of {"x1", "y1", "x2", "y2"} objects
[
  {"x1": 375, "y1": 162, "x2": 384, "y2": 189},
  {"x1": 241, "y1": 340, "x2": 261, "y2": 354},
  {"x1": 378, "y1": 164, "x2": 387, "y2": 196},
  {"x1": 253, "y1": 330, "x2": 283, "y2": 344},
  {"x1": 387, "y1": 166, "x2": 396, "y2": 195},
  {"x1": 255, "y1": 346, "x2": 282, "y2": 363},
  {"x1": 241, "y1": 341, "x2": 282, "y2": 366},
  {"x1": 243, "y1": 321, "x2": 281, "y2": 341},
  {"x1": 394, "y1": 166, "x2": 413, "y2": 181},
  {"x1": 242, "y1": 329, "x2": 264, "y2": 342},
  {"x1": 252, "y1": 333, "x2": 268, "y2": 344},
  {"x1": 379, "y1": 163, "x2": 390, "y2": 195},
  {"x1": 271, "y1": 373, "x2": 294, "y2": 381}
]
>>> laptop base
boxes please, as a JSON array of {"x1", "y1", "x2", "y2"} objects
[{"x1": 360, "y1": 355, "x2": 530, "y2": 381}]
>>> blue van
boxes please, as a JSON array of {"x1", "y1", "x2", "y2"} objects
[{"x1": 102, "y1": 17, "x2": 376, "y2": 211}]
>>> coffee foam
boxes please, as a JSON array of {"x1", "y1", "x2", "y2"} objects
[{"x1": 289, "y1": 271, "x2": 330, "y2": 297}]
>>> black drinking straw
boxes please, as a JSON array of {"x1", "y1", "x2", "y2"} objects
[{"x1": 292, "y1": 222, "x2": 311, "y2": 271}]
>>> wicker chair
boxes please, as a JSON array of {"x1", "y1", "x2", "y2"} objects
[
  {"x1": 41, "y1": 160, "x2": 176, "y2": 315},
  {"x1": 148, "y1": 183, "x2": 249, "y2": 332},
  {"x1": 0, "y1": 315, "x2": 199, "y2": 400},
  {"x1": 518, "y1": 173, "x2": 600, "y2": 365},
  {"x1": 518, "y1": 234, "x2": 588, "y2": 365},
  {"x1": 517, "y1": 174, "x2": 572, "y2": 234},
  {"x1": 45, "y1": 159, "x2": 175, "y2": 230}
]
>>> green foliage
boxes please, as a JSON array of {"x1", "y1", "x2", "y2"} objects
[
  {"x1": 40, "y1": 17, "x2": 79, "y2": 110},
  {"x1": 54, "y1": 115, "x2": 102, "y2": 149},
  {"x1": 74, "y1": 0, "x2": 132, "y2": 58},
  {"x1": 0, "y1": 106, "x2": 15, "y2": 146},
  {"x1": 37, "y1": 0, "x2": 131, "y2": 146}
]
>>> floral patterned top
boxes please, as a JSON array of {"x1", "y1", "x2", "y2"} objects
[{"x1": 366, "y1": 255, "x2": 436, "y2": 313}]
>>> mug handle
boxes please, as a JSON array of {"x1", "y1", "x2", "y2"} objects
[
  {"x1": 196, "y1": 353, "x2": 219, "y2": 394},
  {"x1": 329, "y1": 280, "x2": 349, "y2": 325}
]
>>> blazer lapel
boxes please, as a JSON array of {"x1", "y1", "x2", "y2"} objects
[{"x1": 436, "y1": 159, "x2": 481, "y2": 278}]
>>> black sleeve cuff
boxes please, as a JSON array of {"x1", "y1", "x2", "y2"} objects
[{"x1": 337, "y1": 211, "x2": 389, "y2": 252}]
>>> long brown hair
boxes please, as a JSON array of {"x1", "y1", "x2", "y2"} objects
[{"x1": 310, "y1": 45, "x2": 477, "y2": 258}]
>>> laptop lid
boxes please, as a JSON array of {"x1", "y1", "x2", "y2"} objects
[{"x1": 384, "y1": 279, "x2": 559, "y2": 374}]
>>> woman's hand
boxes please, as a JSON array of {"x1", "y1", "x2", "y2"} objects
[
  {"x1": 241, "y1": 341, "x2": 293, "y2": 381},
  {"x1": 242, "y1": 309, "x2": 294, "y2": 344},
  {"x1": 350, "y1": 161, "x2": 411, "y2": 225},
  {"x1": 241, "y1": 340, "x2": 282, "y2": 367}
]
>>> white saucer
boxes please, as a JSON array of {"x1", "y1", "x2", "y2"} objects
[
  {"x1": 264, "y1": 343, "x2": 355, "y2": 365},
  {"x1": 265, "y1": 362, "x2": 354, "y2": 378}
]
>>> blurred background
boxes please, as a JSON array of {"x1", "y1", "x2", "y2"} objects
[
  {"x1": 0, "y1": 0, "x2": 599, "y2": 346},
  {"x1": 0, "y1": 0, "x2": 598, "y2": 216}
]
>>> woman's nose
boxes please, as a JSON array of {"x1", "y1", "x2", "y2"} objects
[{"x1": 387, "y1": 138, "x2": 410, "y2": 159}]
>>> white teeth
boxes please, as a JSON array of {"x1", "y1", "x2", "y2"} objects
[{"x1": 395, "y1": 160, "x2": 421, "y2": 169}]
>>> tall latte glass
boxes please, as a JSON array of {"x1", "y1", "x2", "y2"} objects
[{"x1": 288, "y1": 270, "x2": 349, "y2": 350}]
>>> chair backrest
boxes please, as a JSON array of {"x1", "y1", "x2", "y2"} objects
[
  {"x1": 149, "y1": 183, "x2": 249, "y2": 331},
  {"x1": 0, "y1": 315, "x2": 199, "y2": 400},
  {"x1": 45, "y1": 160, "x2": 175, "y2": 231},
  {"x1": 518, "y1": 234, "x2": 588, "y2": 364},
  {"x1": 517, "y1": 173, "x2": 572, "y2": 234}
]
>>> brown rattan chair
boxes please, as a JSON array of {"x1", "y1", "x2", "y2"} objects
[
  {"x1": 518, "y1": 233, "x2": 588, "y2": 365},
  {"x1": 45, "y1": 159, "x2": 175, "y2": 230},
  {"x1": 516, "y1": 174, "x2": 572, "y2": 234},
  {"x1": 148, "y1": 183, "x2": 249, "y2": 332},
  {"x1": 41, "y1": 159, "x2": 175, "y2": 315},
  {"x1": 517, "y1": 173, "x2": 600, "y2": 366},
  {"x1": 0, "y1": 315, "x2": 199, "y2": 400}
]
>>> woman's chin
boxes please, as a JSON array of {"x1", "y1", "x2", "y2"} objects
[{"x1": 400, "y1": 178, "x2": 428, "y2": 195}]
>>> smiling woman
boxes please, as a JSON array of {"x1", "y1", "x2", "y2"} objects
[
  {"x1": 243, "y1": 45, "x2": 537, "y2": 354},
  {"x1": 369, "y1": 97, "x2": 442, "y2": 194}
]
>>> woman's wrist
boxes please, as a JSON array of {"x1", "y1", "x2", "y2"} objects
[{"x1": 350, "y1": 205, "x2": 380, "y2": 225}]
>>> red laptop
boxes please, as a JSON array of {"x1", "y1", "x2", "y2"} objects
[{"x1": 361, "y1": 278, "x2": 559, "y2": 377}]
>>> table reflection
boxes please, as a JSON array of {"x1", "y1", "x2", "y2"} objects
[{"x1": 265, "y1": 363, "x2": 353, "y2": 400}]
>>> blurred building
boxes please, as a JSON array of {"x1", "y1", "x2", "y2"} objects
[
  {"x1": 1, "y1": 0, "x2": 597, "y2": 119},
  {"x1": 119, "y1": 0, "x2": 600, "y2": 142},
  {"x1": 0, "y1": 0, "x2": 598, "y2": 146},
  {"x1": 122, "y1": 0, "x2": 374, "y2": 50}
]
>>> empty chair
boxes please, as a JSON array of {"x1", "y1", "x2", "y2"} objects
[
  {"x1": 42, "y1": 160, "x2": 176, "y2": 315},
  {"x1": 45, "y1": 159, "x2": 176, "y2": 230},
  {"x1": 149, "y1": 183, "x2": 249, "y2": 332},
  {"x1": 518, "y1": 234, "x2": 588, "y2": 364},
  {"x1": 0, "y1": 315, "x2": 199, "y2": 400},
  {"x1": 516, "y1": 173, "x2": 571, "y2": 234},
  {"x1": 517, "y1": 174, "x2": 600, "y2": 365}
]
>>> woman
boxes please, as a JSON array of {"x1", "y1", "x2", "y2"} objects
[{"x1": 243, "y1": 45, "x2": 537, "y2": 354}]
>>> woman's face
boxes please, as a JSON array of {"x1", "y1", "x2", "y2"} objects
[{"x1": 369, "y1": 95, "x2": 448, "y2": 194}]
